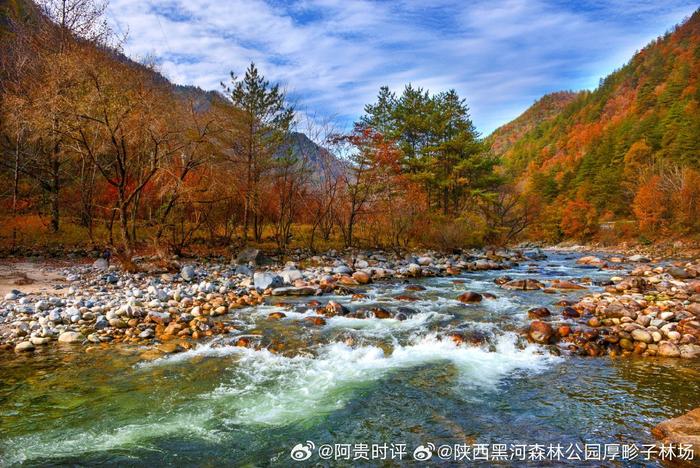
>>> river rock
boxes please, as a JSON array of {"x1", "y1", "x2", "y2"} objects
[
  {"x1": 352, "y1": 271, "x2": 371, "y2": 284},
  {"x1": 323, "y1": 301, "x2": 349, "y2": 317},
  {"x1": 549, "y1": 280, "x2": 586, "y2": 290},
  {"x1": 406, "y1": 263, "x2": 421, "y2": 276},
  {"x1": 528, "y1": 307, "x2": 551, "y2": 319},
  {"x1": 305, "y1": 316, "x2": 326, "y2": 326},
  {"x1": 58, "y1": 331, "x2": 85, "y2": 343},
  {"x1": 457, "y1": 292, "x2": 482, "y2": 303},
  {"x1": 680, "y1": 344, "x2": 700, "y2": 359},
  {"x1": 631, "y1": 329, "x2": 653, "y2": 344},
  {"x1": 94, "y1": 316, "x2": 109, "y2": 329},
  {"x1": 180, "y1": 265, "x2": 195, "y2": 281},
  {"x1": 93, "y1": 258, "x2": 109, "y2": 270},
  {"x1": 667, "y1": 266, "x2": 691, "y2": 279},
  {"x1": 333, "y1": 265, "x2": 352, "y2": 275},
  {"x1": 158, "y1": 342, "x2": 184, "y2": 354},
  {"x1": 271, "y1": 286, "x2": 318, "y2": 296},
  {"x1": 652, "y1": 407, "x2": 700, "y2": 452},
  {"x1": 253, "y1": 272, "x2": 282, "y2": 290},
  {"x1": 657, "y1": 341, "x2": 681, "y2": 357},
  {"x1": 502, "y1": 279, "x2": 544, "y2": 290},
  {"x1": 528, "y1": 321, "x2": 554, "y2": 344},
  {"x1": 354, "y1": 259, "x2": 369, "y2": 269},
  {"x1": 628, "y1": 254, "x2": 651, "y2": 263},
  {"x1": 576, "y1": 256, "x2": 605, "y2": 267},
  {"x1": 4, "y1": 290, "x2": 21, "y2": 301},
  {"x1": 280, "y1": 269, "x2": 303, "y2": 284},
  {"x1": 14, "y1": 341, "x2": 35, "y2": 352},
  {"x1": 371, "y1": 308, "x2": 391, "y2": 319},
  {"x1": 494, "y1": 276, "x2": 512, "y2": 285},
  {"x1": 235, "y1": 248, "x2": 268, "y2": 265}
]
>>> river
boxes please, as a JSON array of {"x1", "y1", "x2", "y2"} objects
[{"x1": 1, "y1": 251, "x2": 698, "y2": 466}]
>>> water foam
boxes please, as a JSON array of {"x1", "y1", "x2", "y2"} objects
[
  {"x1": 0, "y1": 334, "x2": 559, "y2": 464},
  {"x1": 205, "y1": 333, "x2": 559, "y2": 426}
]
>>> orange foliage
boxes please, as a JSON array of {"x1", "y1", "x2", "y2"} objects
[
  {"x1": 560, "y1": 198, "x2": 598, "y2": 240},
  {"x1": 632, "y1": 175, "x2": 667, "y2": 235}
]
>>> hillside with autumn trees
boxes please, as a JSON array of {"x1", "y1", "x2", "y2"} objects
[
  {"x1": 490, "y1": 8, "x2": 700, "y2": 244},
  {"x1": 1, "y1": 0, "x2": 699, "y2": 259}
]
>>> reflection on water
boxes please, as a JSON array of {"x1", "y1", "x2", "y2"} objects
[{"x1": 1, "y1": 252, "x2": 699, "y2": 466}]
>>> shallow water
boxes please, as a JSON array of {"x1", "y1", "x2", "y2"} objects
[{"x1": 1, "y1": 252, "x2": 699, "y2": 466}]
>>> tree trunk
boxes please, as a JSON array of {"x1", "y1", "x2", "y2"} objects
[
  {"x1": 12, "y1": 134, "x2": 20, "y2": 249},
  {"x1": 118, "y1": 200, "x2": 131, "y2": 254},
  {"x1": 49, "y1": 186, "x2": 60, "y2": 232}
]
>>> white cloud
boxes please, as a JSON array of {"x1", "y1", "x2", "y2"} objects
[{"x1": 106, "y1": 0, "x2": 698, "y2": 135}]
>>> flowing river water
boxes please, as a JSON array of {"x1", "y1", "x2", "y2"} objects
[{"x1": 1, "y1": 252, "x2": 699, "y2": 466}]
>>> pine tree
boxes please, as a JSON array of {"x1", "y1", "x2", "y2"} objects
[{"x1": 222, "y1": 62, "x2": 294, "y2": 242}]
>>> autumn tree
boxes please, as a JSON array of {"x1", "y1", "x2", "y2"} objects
[
  {"x1": 332, "y1": 125, "x2": 403, "y2": 247},
  {"x1": 68, "y1": 51, "x2": 180, "y2": 253},
  {"x1": 478, "y1": 185, "x2": 534, "y2": 246},
  {"x1": 560, "y1": 198, "x2": 598, "y2": 241},
  {"x1": 152, "y1": 102, "x2": 219, "y2": 252}
]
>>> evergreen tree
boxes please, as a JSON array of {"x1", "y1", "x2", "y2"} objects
[{"x1": 222, "y1": 62, "x2": 294, "y2": 242}]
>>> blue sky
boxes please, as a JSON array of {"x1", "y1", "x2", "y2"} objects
[{"x1": 106, "y1": 0, "x2": 698, "y2": 136}]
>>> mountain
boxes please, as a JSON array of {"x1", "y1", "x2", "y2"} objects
[
  {"x1": 490, "y1": 9, "x2": 700, "y2": 219},
  {"x1": 1, "y1": 0, "x2": 339, "y2": 175},
  {"x1": 488, "y1": 91, "x2": 579, "y2": 158},
  {"x1": 275, "y1": 131, "x2": 344, "y2": 176}
]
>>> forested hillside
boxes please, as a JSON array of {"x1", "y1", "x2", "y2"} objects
[
  {"x1": 488, "y1": 91, "x2": 579, "y2": 158},
  {"x1": 490, "y1": 9, "x2": 700, "y2": 242},
  {"x1": 0, "y1": 0, "x2": 344, "y2": 255},
  {"x1": 2, "y1": 0, "x2": 699, "y2": 255}
]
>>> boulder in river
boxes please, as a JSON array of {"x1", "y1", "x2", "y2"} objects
[
  {"x1": 352, "y1": 271, "x2": 371, "y2": 284},
  {"x1": 502, "y1": 279, "x2": 544, "y2": 291},
  {"x1": 528, "y1": 321, "x2": 555, "y2": 344},
  {"x1": 631, "y1": 329, "x2": 653, "y2": 344},
  {"x1": 657, "y1": 341, "x2": 681, "y2": 358},
  {"x1": 528, "y1": 307, "x2": 551, "y2": 319},
  {"x1": 253, "y1": 272, "x2": 282, "y2": 290},
  {"x1": 652, "y1": 407, "x2": 700, "y2": 452},
  {"x1": 628, "y1": 254, "x2": 650, "y2": 263},
  {"x1": 371, "y1": 308, "x2": 391, "y2": 319},
  {"x1": 58, "y1": 331, "x2": 85, "y2": 343},
  {"x1": 562, "y1": 307, "x2": 581, "y2": 318},
  {"x1": 280, "y1": 269, "x2": 303, "y2": 284},
  {"x1": 549, "y1": 280, "x2": 586, "y2": 290},
  {"x1": 323, "y1": 300, "x2": 349, "y2": 317},
  {"x1": 576, "y1": 256, "x2": 605, "y2": 267},
  {"x1": 271, "y1": 286, "x2": 318, "y2": 296},
  {"x1": 14, "y1": 341, "x2": 35, "y2": 352},
  {"x1": 457, "y1": 292, "x2": 482, "y2": 303},
  {"x1": 680, "y1": 344, "x2": 700, "y2": 359},
  {"x1": 494, "y1": 276, "x2": 512, "y2": 285}
]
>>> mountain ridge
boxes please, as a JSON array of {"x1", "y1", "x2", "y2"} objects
[{"x1": 488, "y1": 8, "x2": 700, "y2": 226}]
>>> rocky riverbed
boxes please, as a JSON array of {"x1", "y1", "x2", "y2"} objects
[
  {"x1": 1, "y1": 248, "x2": 515, "y2": 357},
  {"x1": 3, "y1": 248, "x2": 698, "y2": 363},
  {"x1": 522, "y1": 254, "x2": 700, "y2": 360},
  {"x1": 1, "y1": 248, "x2": 699, "y2": 465}
]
